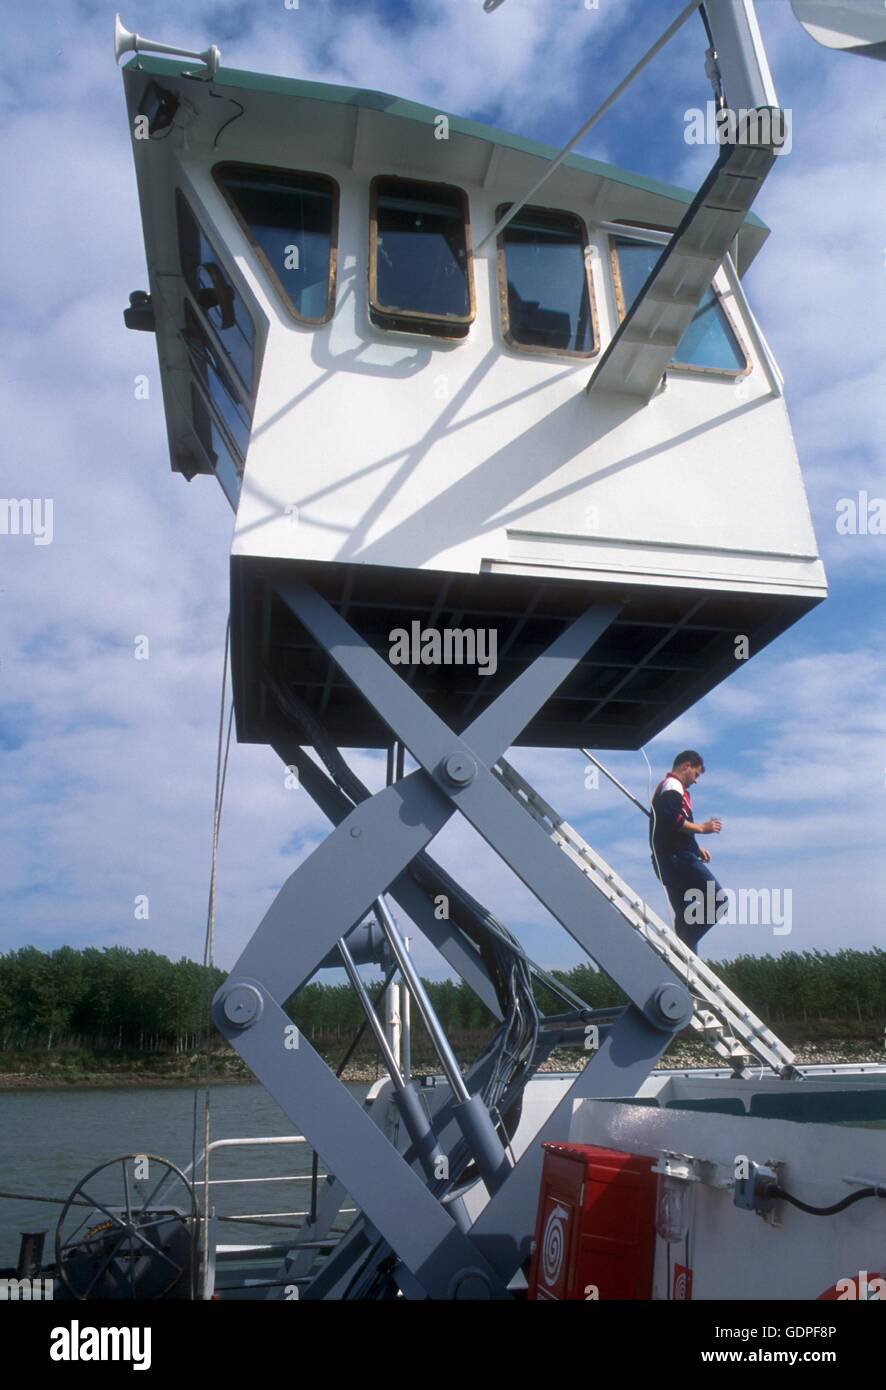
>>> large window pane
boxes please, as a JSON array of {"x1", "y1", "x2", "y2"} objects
[
  {"x1": 370, "y1": 177, "x2": 473, "y2": 333},
  {"x1": 215, "y1": 164, "x2": 337, "y2": 323},
  {"x1": 183, "y1": 301, "x2": 252, "y2": 461},
  {"x1": 612, "y1": 235, "x2": 747, "y2": 373},
  {"x1": 191, "y1": 385, "x2": 242, "y2": 509},
  {"x1": 177, "y1": 193, "x2": 255, "y2": 392},
  {"x1": 498, "y1": 207, "x2": 596, "y2": 356}
]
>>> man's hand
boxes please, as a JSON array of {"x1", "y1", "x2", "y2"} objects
[
  {"x1": 702, "y1": 818, "x2": 722, "y2": 834},
  {"x1": 699, "y1": 847, "x2": 711, "y2": 863}
]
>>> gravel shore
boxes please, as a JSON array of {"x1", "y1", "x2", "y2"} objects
[{"x1": 1, "y1": 1039, "x2": 882, "y2": 1088}]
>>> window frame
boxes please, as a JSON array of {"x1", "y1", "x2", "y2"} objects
[
  {"x1": 608, "y1": 222, "x2": 752, "y2": 379},
  {"x1": 190, "y1": 382, "x2": 243, "y2": 510},
  {"x1": 368, "y1": 174, "x2": 476, "y2": 337},
  {"x1": 495, "y1": 203, "x2": 600, "y2": 360},
  {"x1": 212, "y1": 161, "x2": 340, "y2": 327},
  {"x1": 182, "y1": 298, "x2": 252, "y2": 465},
  {"x1": 176, "y1": 189, "x2": 257, "y2": 396}
]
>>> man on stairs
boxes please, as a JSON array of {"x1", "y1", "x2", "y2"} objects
[{"x1": 650, "y1": 750, "x2": 727, "y2": 954}]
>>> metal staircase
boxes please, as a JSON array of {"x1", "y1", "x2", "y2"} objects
[
  {"x1": 493, "y1": 756, "x2": 795, "y2": 1075},
  {"x1": 587, "y1": 107, "x2": 787, "y2": 401}
]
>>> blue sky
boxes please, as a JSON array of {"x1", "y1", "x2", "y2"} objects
[{"x1": 1, "y1": 0, "x2": 884, "y2": 982}]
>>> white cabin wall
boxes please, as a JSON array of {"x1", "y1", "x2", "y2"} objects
[{"x1": 178, "y1": 146, "x2": 825, "y2": 604}]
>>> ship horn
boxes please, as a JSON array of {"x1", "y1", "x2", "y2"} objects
[{"x1": 114, "y1": 15, "x2": 221, "y2": 78}]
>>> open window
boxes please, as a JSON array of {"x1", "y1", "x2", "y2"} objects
[
  {"x1": 369, "y1": 177, "x2": 474, "y2": 338},
  {"x1": 191, "y1": 384, "x2": 242, "y2": 509},
  {"x1": 496, "y1": 205, "x2": 598, "y2": 358},
  {"x1": 214, "y1": 164, "x2": 338, "y2": 325},
  {"x1": 183, "y1": 300, "x2": 252, "y2": 464},
  {"x1": 177, "y1": 191, "x2": 256, "y2": 392},
  {"x1": 610, "y1": 232, "x2": 749, "y2": 375}
]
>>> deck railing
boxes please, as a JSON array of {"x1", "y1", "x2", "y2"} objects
[{"x1": 191, "y1": 1135, "x2": 355, "y2": 1299}]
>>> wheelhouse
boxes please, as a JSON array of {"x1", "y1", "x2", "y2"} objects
[{"x1": 121, "y1": 56, "x2": 826, "y2": 748}]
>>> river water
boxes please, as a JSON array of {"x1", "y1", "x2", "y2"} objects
[{"x1": 0, "y1": 1081, "x2": 369, "y2": 1268}]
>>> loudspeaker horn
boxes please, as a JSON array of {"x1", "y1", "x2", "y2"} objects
[{"x1": 114, "y1": 15, "x2": 221, "y2": 78}]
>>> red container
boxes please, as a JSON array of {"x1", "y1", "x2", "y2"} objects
[{"x1": 527, "y1": 1142, "x2": 657, "y2": 1300}]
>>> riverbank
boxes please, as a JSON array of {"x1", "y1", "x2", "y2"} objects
[
  {"x1": 1, "y1": 1036, "x2": 883, "y2": 1089},
  {"x1": 0, "y1": 1070, "x2": 255, "y2": 1090}
]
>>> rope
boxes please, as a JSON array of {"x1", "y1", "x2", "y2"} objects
[
  {"x1": 475, "y1": 0, "x2": 706, "y2": 251},
  {"x1": 191, "y1": 615, "x2": 234, "y2": 1298},
  {"x1": 0, "y1": 1190, "x2": 97, "y2": 1209}
]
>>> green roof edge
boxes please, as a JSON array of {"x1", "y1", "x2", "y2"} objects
[{"x1": 126, "y1": 56, "x2": 769, "y2": 233}]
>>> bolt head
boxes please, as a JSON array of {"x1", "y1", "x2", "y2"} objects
[
  {"x1": 450, "y1": 1268, "x2": 493, "y2": 1299},
  {"x1": 223, "y1": 984, "x2": 263, "y2": 1027},
  {"x1": 649, "y1": 982, "x2": 692, "y2": 1029},
  {"x1": 443, "y1": 752, "x2": 477, "y2": 786}
]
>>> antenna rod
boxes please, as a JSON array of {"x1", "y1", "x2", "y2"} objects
[{"x1": 475, "y1": 0, "x2": 705, "y2": 251}]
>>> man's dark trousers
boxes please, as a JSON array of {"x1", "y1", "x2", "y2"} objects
[{"x1": 659, "y1": 850, "x2": 728, "y2": 953}]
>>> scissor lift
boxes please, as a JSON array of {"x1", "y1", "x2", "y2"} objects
[{"x1": 211, "y1": 582, "x2": 797, "y2": 1300}]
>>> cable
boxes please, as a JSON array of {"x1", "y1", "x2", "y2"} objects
[
  {"x1": 476, "y1": 0, "x2": 706, "y2": 251},
  {"x1": 207, "y1": 88, "x2": 245, "y2": 148},
  {"x1": 334, "y1": 964, "x2": 398, "y2": 1079},
  {"x1": 764, "y1": 1181, "x2": 886, "y2": 1217},
  {"x1": 191, "y1": 614, "x2": 234, "y2": 1298}
]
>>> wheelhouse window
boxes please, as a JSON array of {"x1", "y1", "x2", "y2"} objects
[
  {"x1": 496, "y1": 206, "x2": 598, "y2": 357},
  {"x1": 191, "y1": 384, "x2": 242, "y2": 509},
  {"x1": 214, "y1": 164, "x2": 338, "y2": 324},
  {"x1": 177, "y1": 192, "x2": 256, "y2": 392},
  {"x1": 611, "y1": 234, "x2": 748, "y2": 374},
  {"x1": 369, "y1": 177, "x2": 474, "y2": 337},
  {"x1": 183, "y1": 301, "x2": 252, "y2": 462}
]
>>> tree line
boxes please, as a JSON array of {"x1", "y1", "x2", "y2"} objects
[
  {"x1": 0, "y1": 945, "x2": 883, "y2": 1053},
  {"x1": 0, "y1": 947, "x2": 225, "y2": 1054}
]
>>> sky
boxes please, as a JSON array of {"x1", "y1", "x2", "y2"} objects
[{"x1": 1, "y1": 0, "x2": 884, "y2": 986}]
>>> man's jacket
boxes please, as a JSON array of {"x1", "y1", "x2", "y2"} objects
[{"x1": 650, "y1": 774, "x2": 701, "y2": 874}]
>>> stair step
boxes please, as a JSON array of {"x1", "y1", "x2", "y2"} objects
[{"x1": 493, "y1": 758, "x2": 794, "y2": 1074}]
